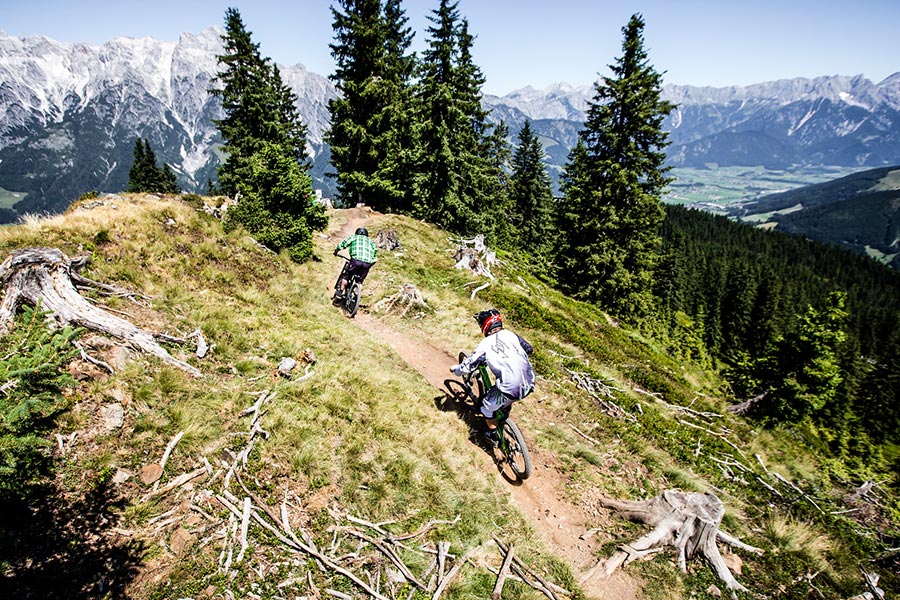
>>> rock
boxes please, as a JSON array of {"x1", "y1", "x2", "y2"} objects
[
  {"x1": 278, "y1": 357, "x2": 297, "y2": 377},
  {"x1": 722, "y1": 551, "x2": 743, "y2": 575},
  {"x1": 169, "y1": 527, "x2": 194, "y2": 555},
  {"x1": 140, "y1": 463, "x2": 164, "y2": 485},
  {"x1": 101, "y1": 403, "x2": 125, "y2": 430},
  {"x1": 112, "y1": 469, "x2": 132, "y2": 484}
]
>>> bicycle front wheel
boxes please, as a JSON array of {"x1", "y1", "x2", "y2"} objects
[
  {"x1": 501, "y1": 418, "x2": 532, "y2": 480},
  {"x1": 456, "y1": 352, "x2": 483, "y2": 405},
  {"x1": 345, "y1": 282, "x2": 361, "y2": 317}
]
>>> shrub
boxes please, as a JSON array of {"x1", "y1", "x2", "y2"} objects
[
  {"x1": 0, "y1": 305, "x2": 80, "y2": 498},
  {"x1": 223, "y1": 141, "x2": 327, "y2": 262}
]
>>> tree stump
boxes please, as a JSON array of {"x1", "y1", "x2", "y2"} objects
[
  {"x1": 451, "y1": 234, "x2": 496, "y2": 279},
  {"x1": 373, "y1": 229, "x2": 401, "y2": 251},
  {"x1": 371, "y1": 283, "x2": 431, "y2": 317},
  {"x1": 584, "y1": 490, "x2": 762, "y2": 593},
  {"x1": 0, "y1": 247, "x2": 201, "y2": 377}
]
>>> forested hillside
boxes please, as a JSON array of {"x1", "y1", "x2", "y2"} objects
[
  {"x1": 658, "y1": 204, "x2": 900, "y2": 466},
  {"x1": 728, "y1": 165, "x2": 900, "y2": 269},
  {"x1": 0, "y1": 195, "x2": 897, "y2": 600}
]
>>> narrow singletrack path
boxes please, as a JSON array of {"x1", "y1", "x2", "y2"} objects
[{"x1": 326, "y1": 208, "x2": 642, "y2": 600}]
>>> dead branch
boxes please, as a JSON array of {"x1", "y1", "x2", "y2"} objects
[
  {"x1": 140, "y1": 466, "x2": 207, "y2": 503},
  {"x1": 335, "y1": 527, "x2": 427, "y2": 590},
  {"x1": 388, "y1": 516, "x2": 461, "y2": 543},
  {"x1": 566, "y1": 369, "x2": 633, "y2": 421},
  {"x1": 469, "y1": 281, "x2": 490, "y2": 300},
  {"x1": 73, "y1": 340, "x2": 115, "y2": 374},
  {"x1": 432, "y1": 544, "x2": 479, "y2": 600},
  {"x1": 493, "y1": 537, "x2": 568, "y2": 599},
  {"x1": 0, "y1": 247, "x2": 201, "y2": 377},
  {"x1": 727, "y1": 391, "x2": 766, "y2": 415},
  {"x1": 492, "y1": 545, "x2": 514, "y2": 600},
  {"x1": 151, "y1": 430, "x2": 186, "y2": 492},
  {"x1": 590, "y1": 490, "x2": 761, "y2": 593}
]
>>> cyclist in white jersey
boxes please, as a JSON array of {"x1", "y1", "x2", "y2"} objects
[{"x1": 451, "y1": 309, "x2": 535, "y2": 445}]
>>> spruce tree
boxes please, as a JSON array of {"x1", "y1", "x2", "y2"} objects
[
  {"x1": 509, "y1": 120, "x2": 554, "y2": 259},
  {"x1": 752, "y1": 292, "x2": 848, "y2": 424},
  {"x1": 326, "y1": 0, "x2": 416, "y2": 211},
  {"x1": 126, "y1": 138, "x2": 148, "y2": 192},
  {"x1": 212, "y1": 8, "x2": 325, "y2": 262},
  {"x1": 413, "y1": 0, "x2": 499, "y2": 238},
  {"x1": 126, "y1": 138, "x2": 181, "y2": 194},
  {"x1": 211, "y1": 8, "x2": 279, "y2": 196},
  {"x1": 554, "y1": 14, "x2": 674, "y2": 322}
]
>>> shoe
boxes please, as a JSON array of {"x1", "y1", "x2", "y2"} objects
[
  {"x1": 332, "y1": 294, "x2": 344, "y2": 304},
  {"x1": 483, "y1": 429, "x2": 499, "y2": 447}
]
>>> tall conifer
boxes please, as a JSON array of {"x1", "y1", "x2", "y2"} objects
[
  {"x1": 413, "y1": 0, "x2": 499, "y2": 238},
  {"x1": 327, "y1": 0, "x2": 416, "y2": 211},
  {"x1": 554, "y1": 14, "x2": 674, "y2": 322},
  {"x1": 212, "y1": 8, "x2": 324, "y2": 262},
  {"x1": 509, "y1": 120, "x2": 554, "y2": 259}
]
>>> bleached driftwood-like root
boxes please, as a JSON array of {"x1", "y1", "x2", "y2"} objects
[
  {"x1": 0, "y1": 247, "x2": 201, "y2": 377},
  {"x1": 584, "y1": 491, "x2": 762, "y2": 594},
  {"x1": 371, "y1": 283, "x2": 431, "y2": 316},
  {"x1": 451, "y1": 234, "x2": 496, "y2": 279}
]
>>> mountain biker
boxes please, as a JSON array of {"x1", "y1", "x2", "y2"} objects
[
  {"x1": 450, "y1": 309, "x2": 535, "y2": 445},
  {"x1": 333, "y1": 227, "x2": 377, "y2": 303}
]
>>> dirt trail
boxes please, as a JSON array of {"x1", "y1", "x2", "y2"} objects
[{"x1": 328, "y1": 208, "x2": 641, "y2": 600}]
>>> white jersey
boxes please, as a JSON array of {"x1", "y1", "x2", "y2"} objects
[{"x1": 461, "y1": 329, "x2": 535, "y2": 400}]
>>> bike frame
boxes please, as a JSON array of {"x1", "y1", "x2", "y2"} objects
[{"x1": 473, "y1": 363, "x2": 515, "y2": 456}]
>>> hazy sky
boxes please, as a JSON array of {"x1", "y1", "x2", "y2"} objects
[{"x1": 2, "y1": 0, "x2": 898, "y2": 95}]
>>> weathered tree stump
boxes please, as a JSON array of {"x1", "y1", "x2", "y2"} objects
[
  {"x1": 583, "y1": 490, "x2": 762, "y2": 593},
  {"x1": 451, "y1": 235, "x2": 496, "y2": 279},
  {"x1": 0, "y1": 247, "x2": 201, "y2": 377},
  {"x1": 371, "y1": 283, "x2": 431, "y2": 317},
  {"x1": 373, "y1": 229, "x2": 401, "y2": 251}
]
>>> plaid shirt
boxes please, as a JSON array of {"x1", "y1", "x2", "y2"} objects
[{"x1": 336, "y1": 234, "x2": 377, "y2": 263}]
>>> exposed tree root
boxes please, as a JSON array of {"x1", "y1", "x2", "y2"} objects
[
  {"x1": 0, "y1": 247, "x2": 200, "y2": 377},
  {"x1": 583, "y1": 490, "x2": 762, "y2": 594}
]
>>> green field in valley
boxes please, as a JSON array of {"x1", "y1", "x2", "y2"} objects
[
  {"x1": 0, "y1": 187, "x2": 26, "y2": 210},
  {"x1": 664, "y1": 165, "x2": 868, "y2": 213}
]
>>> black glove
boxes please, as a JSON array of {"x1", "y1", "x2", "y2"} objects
[{"x1": 333, "y1": 249, "x2": 339, "y2": 256}]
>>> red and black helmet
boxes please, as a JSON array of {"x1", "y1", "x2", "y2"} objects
[{"x1": 474, "y1": 309, "x2": 503, "y2": 336}]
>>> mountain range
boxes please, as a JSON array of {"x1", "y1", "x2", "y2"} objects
[{"x1": 1, "y1": 27, "x2": 899, "y2": 223}]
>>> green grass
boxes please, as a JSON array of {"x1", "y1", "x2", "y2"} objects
[{"x1": 0, "y1": 193, "x2": 896, "y2": 599}]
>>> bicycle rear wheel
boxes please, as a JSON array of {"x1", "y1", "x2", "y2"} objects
[
  {"x1": 345, "y1": 282, "x2": 362, "y2": 317},
  {"x1": 501, "y1": 418, "x2": 532, "y2": 480}
]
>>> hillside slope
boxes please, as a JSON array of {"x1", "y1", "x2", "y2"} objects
[
  {"x1": 729, "y1": 165, "x2": 900, "y2": 268},
  {"x1": 0, "y1": 195, "x2": 896, "y2": 599}
]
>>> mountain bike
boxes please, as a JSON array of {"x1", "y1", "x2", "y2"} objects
[
  {"x1": 333, "y1": 253, "x2": 363, "y2": 318},
  {"x1": 454, "y1": 351, "x2": 533, "y2": 481}
]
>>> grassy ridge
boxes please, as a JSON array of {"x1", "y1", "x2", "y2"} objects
[{"x1": 0, "y1": 194, "x2": 896, "y2": 599}]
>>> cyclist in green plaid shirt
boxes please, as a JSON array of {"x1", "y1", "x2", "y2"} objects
[{"x1": 333, "y1": 227, "x2": 377, "y2": 303}]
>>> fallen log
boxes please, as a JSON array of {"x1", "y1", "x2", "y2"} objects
[
  {"x1": 585, "y1": 490, "x2": 762, "y2": 593},
  {"x1": 0, "y1": 247, "x2": 200, "y2": 377}
]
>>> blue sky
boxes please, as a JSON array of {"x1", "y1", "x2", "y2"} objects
[{"x1": 2, "y1": 0, "x2": 898, "y2": 95}]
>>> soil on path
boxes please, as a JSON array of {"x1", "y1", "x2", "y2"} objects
[{"x1": 327, "y1": 208, "x2": 643, "y2": 600}]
